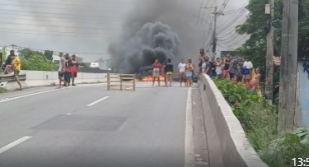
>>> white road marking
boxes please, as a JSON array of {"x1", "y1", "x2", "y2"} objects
[
  {"x1": 87, "y1": 96, "x2": 109, "y2": 107},
  {"x1": 185, "y1": 87, "x2": 195, "y2": 167},
  {"x1": 0, "y1": 89, "x2": 62, "y2": 103},
  {"x1": 0, "y1": 83, "x2": 107, "y2": 103},
  {"x1": 0, "y1": 136, "x2": 32, "y2": 154},
  {"x1": 66, "y1": 113, "x2": 72, "y2": 115}
]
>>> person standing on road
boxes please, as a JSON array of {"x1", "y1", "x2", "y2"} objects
[
  {"x1": 1, "y1": 50, "x2": 14, "y2": 75},
  {"x1": 228, "y1": 53, "x2": 237, "y2": 80},
  {"x1": 63, "y1": 54, "x2": 72, "y2": 86},
  {"x1": 152, "y1": 58, "x2": 162, "y2": 86},
  {"x1": 10, "y1": 54, "x2": 22, "y2": 90},
  {"x1": 251, "y1": 68, "x2": 261, "y2": 91},
  {"x1": 71, "y1": 55, "x2": 79, "y2": 86},
  {"x1": 186, "y1": 59, "x2": 194, "y2": 87},
  {"x1": 178, "y1": 59, "x2": 186, "y2": 87},
  {"x1": 222, "y1": 54, "x2": 231, "y2": 79},
  {"x1": 215, "y1": 58, "x2": 222, "y2": 79},
  {"x1": 243, "y1": 57, "x2": 254, "y2": 85},
  {"x1": 198, "y1": 49, "x2": 205, "y2": 73},
  {"x1": 203, "y1": 57, "x2": 212, "y2": 78},
  {"x1": 58, "y1": 52, "x2": 68, "y2": 89},
  {"x1": 210, "y1": 57, "x2": 216, "y2": 78},
  {"x1": 164, "y1": 59, "x2": 174, "y2": 87}
]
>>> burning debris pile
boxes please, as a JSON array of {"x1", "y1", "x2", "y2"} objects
[
  {"x1": 135, "y1": 66, "x2": 165, "y2": 81},
  {"x1": 108, "y1": 22, "x2": 180, "y2": 74}
]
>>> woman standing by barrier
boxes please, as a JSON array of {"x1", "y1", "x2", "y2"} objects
[
  {"x1": 222, "y1": 54, "x2": 231, "y2": 79},
  {"x1": 243, "y1": 57, "x2": 253, "y2": 86}
]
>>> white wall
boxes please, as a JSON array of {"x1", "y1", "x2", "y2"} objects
[
  {"x1": 4, "y1": 70, "x2": 107, "y2": 90},
  {"x1": 198, "y1": 74, "x2": 268, "y2": 167}
]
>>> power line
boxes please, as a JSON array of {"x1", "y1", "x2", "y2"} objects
[
  {"x1": 0, "y1": 2, "x2": 131, "y2": 12},
  {"x1": 0, "y1": 12, "x2": 122, "y2": 21},
  {"x1": 7, "y1": 44, "x2": 110, "y2": 55},
  {"x1": 0, "y1": 30, "x2": 114, "y2": 38},
  {"x1": 0, "y1": 15, "x2": 122, "y2": 25},
  {"x1": 0, "y1": 28, "x2": 115, "y2": 37},
  {"x1": 0, "y1": 21, "x2": 121, "y2": 31},
  {"x1": 1, "y1": 0, "x2": 133, "y2": 7},
  {"x1": 0, "y1": 9, "x2": 122, "y2": 19}
]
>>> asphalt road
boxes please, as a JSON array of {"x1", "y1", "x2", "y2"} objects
[{"x1": 0, "y1": 82, "x2": 209, "y2": 167}]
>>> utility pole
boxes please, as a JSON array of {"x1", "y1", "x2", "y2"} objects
[
  {"x1": 265, "y1": 0, "x2": 274, "y2": 104},
  {"x1": 278, "y1": 0, "x2": 299, "y2": 130},
  {"x1": 212, "y1": 6, "x2": 224, "y2": 57}
]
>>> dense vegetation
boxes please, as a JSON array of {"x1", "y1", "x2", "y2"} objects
[{"x1": 214, "y1": 78, "x2": 309, "y2": 167}]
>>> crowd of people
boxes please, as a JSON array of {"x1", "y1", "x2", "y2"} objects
[
  {"x1": 0, "y1": 51, "x2": 80, "y2": 90},
  {"x1": 151, "y1": 48, "x2": 261, "y2": 91},
  {"x1": 57, "y1": 52, "x2": 79, "y2": 89}
]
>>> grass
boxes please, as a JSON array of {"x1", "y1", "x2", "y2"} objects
[
  {"x1": 0, "y1": 87, "x2": 7, "y2": 93},
  {"x1": 213, "y1": 78, "x2": 309, "y2": 167}
]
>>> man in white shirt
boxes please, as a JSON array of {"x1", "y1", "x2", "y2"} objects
[
  {"x1": 178, "y1": 59, "x2": 186, "y2": 87},
  {"x1": 243, "y1": 57, "x2": 253, "y2": 85}
]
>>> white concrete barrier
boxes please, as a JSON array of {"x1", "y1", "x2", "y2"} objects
[
  {"x1": 4, "y1": 70, "x2": 107, "y2": 90},
  {"x1": 198, "y1": 74, "x2": 268, "y2": 167}
]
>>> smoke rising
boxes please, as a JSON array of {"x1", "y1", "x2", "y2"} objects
[
  {"x1": 108, "y1": 0, "x2": 206, "y2": 73},
  {"x1": 109, "y1": 22, "x2": 180, "y2": 73}
]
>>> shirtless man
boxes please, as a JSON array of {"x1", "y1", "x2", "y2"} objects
[
  {"x1": 251, "y1": 68, "x2": 261, "y2": 91},
  {"x1": 198, "y1": 49, "x2": 205, "y2": 73}
]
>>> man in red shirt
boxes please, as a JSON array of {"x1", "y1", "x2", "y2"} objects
[
  {"x1": 71, "y1": 55, "x2": 79, "y2": 86},
  {"x1": 63, "y1": 54, "x2": 72, "y2": 86},
  {"x1": 152, "y1": 58, "x2": 162, "y2": 86}
]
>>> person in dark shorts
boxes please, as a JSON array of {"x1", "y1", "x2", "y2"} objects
[
  {"x1": 198, "y1": 49, "x2": 205, "y2": 73},
  {"x1": 10, "y1": 54, "x2": 22, "y2": 90},
  {"x1": 63, "y1": 54, "x2": 72, "y2": 86},
  {"x1": 71, "y1": 55, "x2": 79, "y2": 86},
  {"x1": 58, "y1": 52, "x2": 68, "y2": 89},
  {"x1": 164, "y1": 59, "x2": 174, "y2": 87},
  {"x1": 1, "y1": 50, "x2": 14, "y2": 75}
]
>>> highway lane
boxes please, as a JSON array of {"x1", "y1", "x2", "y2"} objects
[{"x1": 0, "y1": 82, "x2": 195, "y2": 167}]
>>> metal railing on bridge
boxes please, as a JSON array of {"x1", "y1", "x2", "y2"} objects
[
  {"x1": 107, "y1": 73, "x2": 136, "y2": 91},
  {"x1": 0, "y1": 74, "x2": 26, "y2": 82}
]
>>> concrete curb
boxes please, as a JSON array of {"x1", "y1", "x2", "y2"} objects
[
  {"x1": 198, "y1": 74, "x2": 268, "y2": 167},
  {"x1": 2, "y1": 70, "x2": 107, "y2": 91}
]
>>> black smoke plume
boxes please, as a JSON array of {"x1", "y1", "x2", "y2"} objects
[{"x1": 109, "y1": 22, "x2": 180, "y2": 73}]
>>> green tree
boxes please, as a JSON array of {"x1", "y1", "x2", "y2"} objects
[
  {"x1": 18, "y1": 48, "x2": 43, "y2": 59},
  {"x1": 1, "y1": 46, "x2": 7, "y2": 62},
  {"x1": 21, "y1": 55, "x2": 56, "y2": 71},
  {"x1": 43, "y1": 50, "x2": 54, "y2": 62}
]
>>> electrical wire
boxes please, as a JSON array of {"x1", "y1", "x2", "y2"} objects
[
  {"x1": 0, "y1": 0, "x2": 133, "y2": 7},
  {"x1": 0, "y1": 30, "x2": 114, "y2": 38},
  {"x1": 7, "y1": 45, "x2": 110, "y2": 55},
  {"x1": 0, "y1": 27, "x2": 115, "y2": 37},
  {"x1": 0, "y1": 21, "x2": 121, "y2": 31},
  {"x1": 0, "y1": 2, "x2": 131, "y2": 12},
  {"x1": 0, "y1": 9, "x2": 123, "y2": 19}
]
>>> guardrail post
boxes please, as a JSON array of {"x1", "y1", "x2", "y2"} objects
[
  {"x1": 107, "y1": 73, "x2": 110, "y2": 90},
  {"x1": 133, "y1": 74, "x2": 136, "y2": 91},
  {"x1": 120, "y1": 73, "x2": 123, "y2": 91}
]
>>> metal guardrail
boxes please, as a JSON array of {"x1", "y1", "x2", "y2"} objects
[
  {"x1": 0, "y1": 74, "x2": 26, "y2": 82},
  {"x1": 107, "y1": 73, "x2": 136, "y2": 91}
]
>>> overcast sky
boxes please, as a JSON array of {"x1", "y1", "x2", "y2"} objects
[{"x1": 0, "y1": 0, "x2": 248, "y2": 62}]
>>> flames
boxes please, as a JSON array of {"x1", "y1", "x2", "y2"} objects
[{"x1": 135, "y1": 75, "x2": 165, "y2": 81}]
